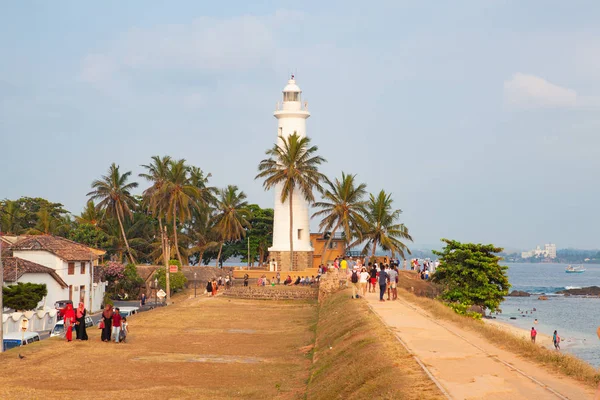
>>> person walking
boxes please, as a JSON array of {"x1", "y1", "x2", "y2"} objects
[
  {"x1": 350, "y1": 267, "x2": 360, "y2": 299},
  {"x1": 387, "y1": 266, "x2": 398, "y2": 300},
  {"x1": 243, "y1": 273, "x2": 249, "y2": 287},
  {"x1": 378, "y1": 264, "x2": 389, "y2": 302},
  {"x1": 530, "y1": 327, "x2": 537, "y2": 344},
  {"x1": 100, "y1": 304, "x2": 113, "y2": 342},
  {"x1": 63, "y1": 303, "x2": 76, "y2": 342},
  {"x1": 553, "y1": 330, "x2": 560, "y2": 350},
  {"x1": 211, "y1": 278, "x2": 218, "y2": 296},
  {"x1": 111, "y1": 308, "x2": 123, "y2": 343},
  {"x1": 205, "y1": 280, "x2": 212, "y2": 296},
  {"x1": 75, "y1": 302, "x2": 88, "y2": 341},
  {"x1": 140, "y1": 292, "x2": 146, "y2": 307},
  {"x1": 369, "y1": 263, "x2": 377, "y2": 293},
  {"x1": 276, "y1": 272, "x2": 281, "y2": 285},
  {"x1": 359, "y1": 267, "x2": 369, "y2": 298}
]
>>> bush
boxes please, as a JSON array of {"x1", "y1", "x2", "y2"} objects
[
  {"x1": 154, "y1": 266, "x2": 187, "y2": 294},
  {"x1": 2, "y1": 282, "x2": 47, "y2": 311},
  {"x1": 445, "y1": 301, "x2": 482, "y2": 320}
]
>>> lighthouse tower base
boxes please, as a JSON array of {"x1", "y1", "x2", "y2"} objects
[{"x1": 269, "y1": 250, "x2": 314, "y2": 272}]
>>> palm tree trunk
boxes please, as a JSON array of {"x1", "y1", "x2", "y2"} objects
[
  {"x1": 289, "y1": 188, "x2": 294, "y2": 271},
  {"x1": 321, "y1": 221, "x2": 341, "y2": 266},
  {"x1": 215, "y1": 242, "x2": 223, "y2": 268},
  {"x1": 173, "y1": 207, "x2": 183, "y2": 265},
  {"x1": 116, "y1": 209, "x2": 136, "y2": 265},
  {"x1": 371, "y1": 238, "x2": 378, "y2": 261}
]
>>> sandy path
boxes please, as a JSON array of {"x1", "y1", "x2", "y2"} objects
[{"x1": 365, "y1": 292, "x2": 594, "y2": 400}]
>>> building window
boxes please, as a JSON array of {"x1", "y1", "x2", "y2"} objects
[
  {"x1": 329, "y1": 242, "x2": 338, "y2": 249},
  {"x1": 278, "y1": 127, "x2": 283, "y2": 136},
  {"x1": 297, "y1": 229, "x2": 302, "y2": 240},
  {"x1": 68, "y1": 285, "x2": 73, "y2": 301},
  {"x1": 68, "y1": 262, "x2": 75, "y2": 275},
  {"x1": 80, "y1": 262, "x2": 86, "y2": 274}
]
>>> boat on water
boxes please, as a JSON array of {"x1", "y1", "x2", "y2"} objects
[{"x1": 565, "y1": 265, "x2": 586, "y2": 273}]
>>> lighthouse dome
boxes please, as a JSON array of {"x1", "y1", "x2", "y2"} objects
[{"x1": 283, "y1": 79, "x2": 301, "y2": 93}]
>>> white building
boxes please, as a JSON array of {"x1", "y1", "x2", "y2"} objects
[
  {"x1": 8, "y1": 235, "x2": 106, "y2": 312},
  {"x1": 268, "y1": 76, "x2": 314, "y2": 271},
  {"x1": 521, "y1": 243, "x2": 556, "y2": 259}
]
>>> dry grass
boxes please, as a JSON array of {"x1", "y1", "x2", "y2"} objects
[
  {"x1": 306, "y1": 290, "x2": 444, "y2": 400},
  {"x1": 0, "y1": 292, "x2": 317, "y2": 400},
  {"x1": 398, "y1": 288, "x2": 600, "y2": 388}
]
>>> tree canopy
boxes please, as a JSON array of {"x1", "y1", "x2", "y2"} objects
[{"x1": 432, "y1": 239, "x2": 511, "y2": 313}]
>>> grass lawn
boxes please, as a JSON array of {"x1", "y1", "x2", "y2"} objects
[{"x1": 0, "y1": 293, "x2": 317, "y2": 400}]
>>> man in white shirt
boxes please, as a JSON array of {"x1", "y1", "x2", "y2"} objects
[{"x1": 387, "y1": 266, "x2": 399, "y2": 300}]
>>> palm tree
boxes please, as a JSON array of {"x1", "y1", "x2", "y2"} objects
[
  {"x1": 0, "y1": 200, "x2": 25, "y2": 234},
  {"x1": 256, "y1": 132, "x2": 327, "y2": 270},
  {"x1": 213, "y1": 185, "x2": 251, "y2": 267},
  {"x1": 76, "y1": 200, "x2": 103, "y2": 226},
  {"x1": 87, "y1": 163, "x2": 139, "y2": 264},
  {"x1": 160, "y1": 159, "x2": 200, "y2": 265},
  {"x1": 312, "y1": 172, "x2": 368, "y2": 264},
  {"x1": 352, "y1": 190, "x2": 413, "y2": 259}
]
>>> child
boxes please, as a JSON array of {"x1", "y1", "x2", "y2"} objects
[{"x1": 120, "y1": 317, "x2": 129, "y2": 343}]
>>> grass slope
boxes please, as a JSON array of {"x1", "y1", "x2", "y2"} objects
[{"x1": 306, "y1": 290, "x2": 443, "y2": 400}]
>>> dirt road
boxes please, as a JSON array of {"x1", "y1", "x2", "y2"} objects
[{"x1": 366, "y1": 292, "x2": 595, "y2": 400}]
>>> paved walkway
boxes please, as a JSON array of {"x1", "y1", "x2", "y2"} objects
[{"x1": 365, "y1": 292, "x2": 594, "y2": 400}]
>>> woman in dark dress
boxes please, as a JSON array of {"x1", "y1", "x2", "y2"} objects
[
  {"x1": 101, "y1": 304, "x2": 113, "y2": 342},
  {"x1": 75, "y1": 302, "x2": 88, "y2": 340}
]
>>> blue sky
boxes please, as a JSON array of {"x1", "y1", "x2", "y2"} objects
[{"x1": 2, "y1": 1, "x2": 600, "y2": 250}]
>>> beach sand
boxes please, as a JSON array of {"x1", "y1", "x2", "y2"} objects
[{"x1": 483, "y1": 318, "x2": 556, "y2": 349}]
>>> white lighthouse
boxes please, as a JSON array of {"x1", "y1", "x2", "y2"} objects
[{"x1": 268, "y1": 76, "x2": 314, "y2": 271}]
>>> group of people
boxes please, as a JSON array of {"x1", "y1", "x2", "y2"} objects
[
  {"x1": 99, "y1": 305, "x2": 129, "y2": 343},
  {"x1": 346, "y1": 261, "x2": 400, "y2": 302},
  {"x1": 530, "y1": 327, "x2": 561, "y2": 350},
  {"x1": 206, "y1": 275, "x2": 233, "y2": 296},
  {"x1": 62, "y1": 302, "x2": 89, "y2": 342},
  {"x1": 411, "y1": 258, "x2": 439, "y2": 280}
]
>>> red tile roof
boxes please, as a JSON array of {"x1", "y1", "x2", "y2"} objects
[
  {"x1": 2, "y1": 257, "x2": 68, "y2": 288},
  {"x1": 11, "y1": 235, "x2": 99, "y2": 262}
]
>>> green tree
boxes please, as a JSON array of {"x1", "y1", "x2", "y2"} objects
[
  {"x1": 432, "y1": 239, "x2": 511, "y2": 313},
  {"x1": 256, "y1": 132, "x2": 327, "y2": 270},
  {"x1": 2, "y1": 283, "x2": 47, "y2": 311},
  {"x1": 87, "y1": 163, "x2": 139, "y2": 264},
  {"x1": 353, "y1": 190, "x2": 412, "y2": 259},
  {"x1": 68, "y1": 223, "x2": 111, "y2": 249},
  {"x1": 212, "y1": 185, "x2": 251, "y2": 267},
  {"x1": 117, "y1": 263, "x2": 144, "y2": 298},
  {"x1": 313, "y1": 172, "x2": 368, "y2": 264}
]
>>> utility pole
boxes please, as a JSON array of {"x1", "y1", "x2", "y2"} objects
[
  {"x1": 162, "y1": 226, "x2": 171, "y2": 304},
  {"x1": 89, "y1": 253, "x2": 93, "y2": 313},
  {"x1": 247, "y1": 236, "x2": 250, "y2": 267},
  {"x1": 0, "y1": 239, "x2": 3, "y2": 353}
]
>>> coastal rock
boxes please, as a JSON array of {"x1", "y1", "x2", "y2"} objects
[
  {"x1": 556, "y1": 286, "x2": 600, "y2": 296},
  {"x1": 508, "y1": 290, "x2": 530, "y2": 297},
  {"x1": 537, "y1": 295, "x2": 548, "y2": 300},
  {"x1": 467, "y1": 305, "x2": 485, "y2": 317}
]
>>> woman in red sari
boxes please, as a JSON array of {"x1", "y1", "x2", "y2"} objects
[{"x1": 63, "y1": 303, "x2": 76, "y2": 342}]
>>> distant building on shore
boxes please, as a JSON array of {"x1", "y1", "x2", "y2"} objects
[{"x1": 521, "y1": 243, "x2": 556, "y2": 259}]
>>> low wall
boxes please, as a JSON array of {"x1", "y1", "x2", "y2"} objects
[
  {"x1": 2, "y1": 309, "x2": 58, "y2": 334},
  {"x1": 221, "y1": 286, "x2": 318, "y2": 300}
]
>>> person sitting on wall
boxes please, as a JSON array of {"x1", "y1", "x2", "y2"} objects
[
  {"x1": 284, "y1": 275, "x2": 292, "y2": 285},
  {"x1": 294, "y1": 276, "x2": 301, "y2": 285}
]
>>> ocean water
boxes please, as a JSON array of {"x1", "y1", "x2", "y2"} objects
[{"x1": 497, "y1": 263, "x2": 600, "y2": 366}]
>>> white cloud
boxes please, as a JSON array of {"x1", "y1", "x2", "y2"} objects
[{"x1": 503, "y1": 73, "x2": 577, "y2": 109}]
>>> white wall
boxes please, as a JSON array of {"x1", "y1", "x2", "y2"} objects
[{"x1": 12, "y1": 250, "x2": 104, "y2": 312}]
